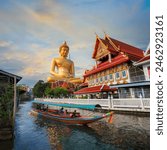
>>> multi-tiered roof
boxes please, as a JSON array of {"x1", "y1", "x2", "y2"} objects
[
  {"x1": 74, "y1": 34, "x2": 145, "y2": 95},
  {"x1": 84, "y1": 34, "x2": 144, "y2": 77}
]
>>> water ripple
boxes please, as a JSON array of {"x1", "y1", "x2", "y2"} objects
[{"x1": 13, "y1": 101, "x2": 149, "y2": 150}]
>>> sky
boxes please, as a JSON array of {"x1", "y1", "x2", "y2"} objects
[{"x1": 0, "y1": 0, "x2": 150, "y2": 88}]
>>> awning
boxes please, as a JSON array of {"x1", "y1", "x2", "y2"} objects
[
  {"x1": 0, "y1": 69, "x2": 22, "y2": 83},
  {"x1": 32, "y1": 100, "x2": 101, "y2": 110},
  {"x1": 74, "y1": 85, "x2": 112, "y2": 95},
  {"x1": 109, "y1": 81, "x2": 150, "y2": 88}
]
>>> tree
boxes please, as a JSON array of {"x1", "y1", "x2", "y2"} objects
[
  {"x1": 44, "y1": 87, "x2": 54, "y2": 97},
  {"x1": 53, "y1": 87, "x2": 69, "y2": 98},
  {"x1": 33, "y1": 80, "x2": 50, "y2": 98}
]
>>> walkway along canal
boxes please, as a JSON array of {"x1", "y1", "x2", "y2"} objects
[
  {"x1": 35, "y1": 97, "x2": 150, "y2": 112},
  {"x1": 11, "y1": 100, "x2": 150, "y2": 150}
]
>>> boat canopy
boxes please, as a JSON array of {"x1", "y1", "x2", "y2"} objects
[{"x1": 32, "y1": 100, "x2": 101, "y2": 110}]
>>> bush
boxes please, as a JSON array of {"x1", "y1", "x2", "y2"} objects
[{"x1": 0, "y1": 84, "x2": 14, "y2": 127}]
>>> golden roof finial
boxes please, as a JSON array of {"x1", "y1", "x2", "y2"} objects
[{"x1": 94, "y1": 32, "x2": 99, "y2": 38}]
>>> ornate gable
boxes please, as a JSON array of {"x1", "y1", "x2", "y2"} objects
[
  {"x1": 95, "y1": 42, "x2": 110, "y2": 60},
  {"x1": 92, "y1": 36, "x2": 110, "y2": 60}
]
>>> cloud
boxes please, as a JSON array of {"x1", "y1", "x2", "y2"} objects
[
  {"x1": 0, "y1": 0, "x2": 150, "y2": 87},
  {"x1": 0, "y1": 40, "x2": 11, "y2": 47}
]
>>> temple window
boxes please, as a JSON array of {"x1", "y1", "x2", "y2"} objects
[
  {"x1": 109, "y1": 74, "x2": 113, "y2": 80},
  {"x1": 122, "y1": 70, "x2": 127, "y2": 78},
  {"x1": 105, "y1": 75, "x2": 108, "y2": 81},
  {"x1": 96, "y1": 78, "x2": 98, "y2": 83},
  {"x1": 129, "y1": 66, "x2": 145, "y2": 82},
  {"x1": 115, "y1": 72, "x2": 120, "y2": 79},
  {"x1": 100, "y1": 77, "x2": 103, "y2": 82}
]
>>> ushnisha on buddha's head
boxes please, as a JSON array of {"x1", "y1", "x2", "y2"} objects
[{"x1": 59, "y1": 41, "x2": 69, "y2": 58}]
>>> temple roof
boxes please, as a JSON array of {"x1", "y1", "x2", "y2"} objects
[
  {"x1": 84, "y1": 53, "x2": 129, "y2": 77},
  {"x1": 79, "y1": 82, "x2": 88, "y2": 88},
  {"x1": 92, "y1": 35, "x2": 144, "y2": 61},
  {"x1": 134, "y1": 44, "x2": 150, "y2": 66},
  {"x1": 134, "y1": 55, "x2": 150, "y2": 64},
  {"x1": 74, "y1": 85, "x2": 112, "y2": 94},
  {"x1": 107, "y1": 36, "x2": 144, "y2": 60}
]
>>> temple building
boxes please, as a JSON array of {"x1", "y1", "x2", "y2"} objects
[
  {"x1": 74, "y1": 34, "x2": 150, "y2": 99},
  {"x1": 134, "y1": 44, "x2": 150, "y2": 80}
]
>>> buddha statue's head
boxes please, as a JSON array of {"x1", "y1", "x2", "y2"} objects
[{"x1": 59, "y1": 41, "x2": 69, "y2": 58}]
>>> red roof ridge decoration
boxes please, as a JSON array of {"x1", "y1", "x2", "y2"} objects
[
  {"x1": 84, "y1": 53, "x2": 129, "y2": 77},
  {"x1": 74, "y1": 85, "x2": 112, "y2": 94},
  {"x1": 96, "y1": 35, "x2": 108, "y2": 49}
]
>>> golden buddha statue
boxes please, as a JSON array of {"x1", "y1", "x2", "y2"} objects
[{"x1": 47, "y1": 41, "x2": 83, "y2": 83}]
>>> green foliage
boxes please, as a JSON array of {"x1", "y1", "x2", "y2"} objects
[
  {"x1": 44, "y1": 87, "x2": 54, "y2": 97},
  {"x1": 0, "y1": 84, "x2": 14, "y2": 127},
  {"x1": 33, "y1": 80, "x2": 50, "y2": 98},
  {"x1": 33, "y1": 80, "x2": 70, "y2": 98},
  {"x1": 52, "y1": 87, "x2": 69, "y2": 98}
]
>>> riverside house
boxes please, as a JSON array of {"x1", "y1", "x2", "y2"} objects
[{"x1": 0, "y1": 70, "x2": 22, "y2": 140}]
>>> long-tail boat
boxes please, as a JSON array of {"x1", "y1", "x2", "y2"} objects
[{"x1": 30, "y1": 100, "x2": 113, "y2": 125}]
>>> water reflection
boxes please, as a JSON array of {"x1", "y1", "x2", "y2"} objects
[{"x1": 13, "y1": 101, "x2": 149, "y2": 150}]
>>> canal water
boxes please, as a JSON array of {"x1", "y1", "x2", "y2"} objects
[{"x1": 13, "y1": 100, "x2": 149, "y2": 150}]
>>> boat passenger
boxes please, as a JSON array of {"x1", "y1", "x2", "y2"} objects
[
  {"x1": 59, "y1": 107, "x2": 64, "y2": 113},
  {"x1": 71, "y1": 110, "x2": 77, "y2": 118},
  {"x1": 64, "y1": 109, "x2": 68, "y2": 115},
  {"x1": 43, "y1": 105, "x2": 48, "y2": 111},
  {"x1": 41, "y1": 104, "x2": 45, "y2": 111}
]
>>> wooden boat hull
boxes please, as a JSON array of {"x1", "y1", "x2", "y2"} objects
[{"x1": 30, "y1": 110, "x2": 113, "y2": 125}]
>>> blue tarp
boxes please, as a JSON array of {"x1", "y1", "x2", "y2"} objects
[{"x1": 32, "y1": 100, "x2": 101, "y2": 110}]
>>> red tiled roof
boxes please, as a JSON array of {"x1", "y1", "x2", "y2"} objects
[
  {"x1": 79, "y1": 82, "x2": 88, "y2": 87},
  {"x1": 145, "y1": 49, "x2": 150, "y2": 55},
  {"x1": 100, "y1": 38, "x2": 118, "y2": 54},
  {"x1": 134, "y1": 46, "x2": 150, "y2": 65},
  {"x1": 92, "y1": 35, "x2": 144, "y2": 61},
  {"x1": 74, "y1": 85, "x2": 111, "y2": 94},
  {"x1": 134, "y1": 55, "x2": 150, "y2": 66},
  {"x1": 106, "y1": 37, "x2": 144, "y2": 60},
  {"x1": 137, "y1": 55, "x2": 150, "y2": 63},
  {"x1": 84, "y1": 53, "x2": 129, "y2": 77}
]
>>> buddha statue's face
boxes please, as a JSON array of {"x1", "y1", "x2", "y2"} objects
[{"x1": 60, "y1": 46, "x2": 69, "y2": 58}]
